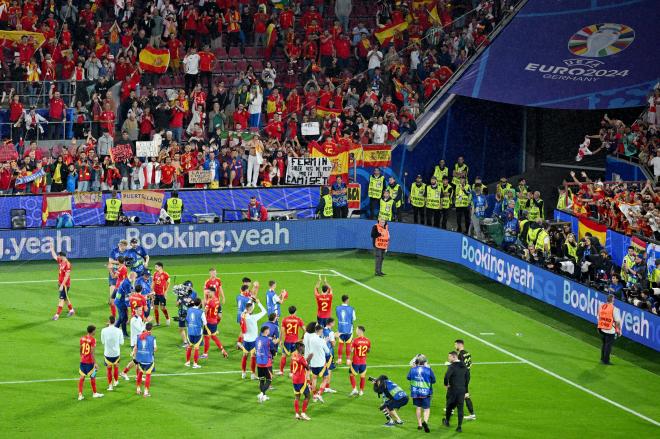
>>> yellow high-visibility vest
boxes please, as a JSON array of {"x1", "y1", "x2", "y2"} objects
[
  {"x1": 322, "y1": 194, "x2": 333, "y2": 217},
  {"x1": 166, "y1": 198, "x2": 183, "y2": 221},
  {"x1": 105, "y1": 199, "x2": 121, "y2": 221},
  {"x1": 379, "y1": 198, "x2": 394, "y2": 221},
  {"x1": 410, "y1": 183, "x2": 426, "y2": 207},
  {"x1": 368, "y1": 175, "x2": 384, "y2": 199}
]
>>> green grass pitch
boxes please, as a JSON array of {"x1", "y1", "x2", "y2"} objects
[{"x1": 0, "y1": 250, "x2": 658, "y2": 438}]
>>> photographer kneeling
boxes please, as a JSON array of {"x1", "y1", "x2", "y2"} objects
[
  {"x1": 174, "y1": 281, "x2": 198, "y2": 347},
  {"x1": 371, "y1": 375, "x2": 409, "y2": 427}
]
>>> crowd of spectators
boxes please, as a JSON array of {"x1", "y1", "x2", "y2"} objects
[{"x1": 0, "y1": 0, "x2": 515, "y2": 195}]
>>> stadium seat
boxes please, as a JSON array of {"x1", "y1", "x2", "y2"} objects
[
  {"x1": 236, "y1": 60, "x2": 248, "y2": 72},
  {"x1": 244, "y1": 46, "x2": 258, "y2": 59},
  {"x1": 228, "y1": 47, "x2": 242, "y2": 58}
]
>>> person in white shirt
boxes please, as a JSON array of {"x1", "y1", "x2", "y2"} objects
[
  {"x1": 372, "y1": 116, "x2": 388, "y2": 144},
  {"x1": 183, "y1": 47, "x2": 200, "y2": 92},
  {"x1": 241, "y1": 299, "x2": 267, "y2": 380},
  {"x1": 101, "y1": 316, "x2": 124, "y2": 391},
  {"x1": 367, "y1": 45, "x2": 383, "y2": 78},
  {"x1": 120, "y1": 308, "x2": 146, "y2": 380},
  {"x1": 304, "y1": 322, "x2": 330, "y2": 402}
]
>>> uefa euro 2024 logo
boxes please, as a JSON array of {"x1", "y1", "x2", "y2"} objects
[{"x1": 524, "y1": 23, "x2": 634, "y2": 81}]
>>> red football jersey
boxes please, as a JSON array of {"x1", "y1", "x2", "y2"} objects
[
  {"x1": 57, "y1": 257, "x2": 71, "y2": 287},
  {"x1": 115, "y1": 265, "x2": 128, "y2": 289},
  {"x1": 205, "y1": 296, "x2": 221, "y2": 325},
  {"x1": 281, "y1": 315, "x2": 305, "y2": 343},
  {"x1": 351, "y1": 336, "x2": 371, "y2": 365},
  {"x1": 129, "y1": 293, "x2": 147, "y2": 316},
  {"x1": 205, "y1": 277, "x2": 222, "y2": 299},
  {"x1": 80, "y1": 335, "x2": 96, "y2": 363},
  {"x1": 153, "y1": 271, "x2": 170, "y2": 295},
  {"x1": 291, "y1": 352, "x2": 308, "y2": 384},
  {"x1": 315, "y1": 289, "x2": 333, "y2": 318}
]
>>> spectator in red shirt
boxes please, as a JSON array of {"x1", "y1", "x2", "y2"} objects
[
  {"x1": 169, "y1": 100, "x2": 185, "y2": 143},
  {"x1": 99, "y1": 102, "x2": 116, "y2": 137},
  {"x1": 279, "y1": 6, "x2": 295, "y2": 31},
  {"x1": 253, "y1": 5, "x2": 269, "y2": 46},
  {"x1": 197, "y1": 45, "x2": 216, "y2": 91},
  {"x1": 160, "y1": 157, "x2": 176, "y2": 189},
  {"x1": 8, "y1": 92, "x2": 24, "y2": 144},
  {"x1": 48, "y1": 87, "x2": 67, "y2": 140}
]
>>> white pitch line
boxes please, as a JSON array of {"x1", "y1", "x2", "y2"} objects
[
  {"x1": 0, "y1": 361, "x2": 523, "y2": 385},
  {"x1": 0, "y1": 269, "x2": 335, "y2": 285},
  {"x1": 331, "y1": 269, "x2": 660, "y2": 428}
]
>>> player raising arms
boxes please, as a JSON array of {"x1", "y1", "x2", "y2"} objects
[
  {"x1": 348, "y1": 326, "x2": 371, "y2": 396},
  {"x1": 50, "y1": 247, "x2": 74, "y2": 320},
  {"x1": 134, "y1": 322, "x2": 157, "y2": 397},
  {"x1": 314, "y1": 275, "x2": 333, "y2": 326},
  {"x1": 335, "y1": 294, "x2": 356, "y2": 364},
  {"x1": 108, "y1": 240, "x2": 129, "y2": 318},
  {"x1": 202, "y1": 287, "x2": 229, "y2": 359},
  {"x1": 205, "y1": 267, "x2": 225, "y2": 305},
  {"x1": 291, "y1": 342, "x2": 312, "y2": 420},
  {"x1": 239, "y1": 299, "x2": 267, "y2": 379},
  {"x1": 235, "y1": 279, "x2": 259, "y2": 342},
  {"x1": 266, "y1": 280, "x2": 288, "y2": 322},
  {"x1": 78, "y1": 325, "x2": 103, "y2": 400},
  {"x1": 152, "y1": 262, "x2": 171, "y2": 326},
  {"x1": 279, "y1": 306, "x2": 305, "y2": 375}
]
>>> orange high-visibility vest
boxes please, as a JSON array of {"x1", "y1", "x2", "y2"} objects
[
  {"x1": 597, "y1": 303, "x2": 614, "y2": 330},
  {"x1": 375, "y1": 224, "x2": 389, "y2": 250}
]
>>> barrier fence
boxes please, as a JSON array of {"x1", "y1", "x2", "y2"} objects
[{"x1": 1, "y1": 219, "x2": 657, "y2": 351}]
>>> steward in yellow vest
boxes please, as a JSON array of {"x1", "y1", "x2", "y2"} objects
[
  {"x1": 452, "y1": 157, "x2": 468, "y2": 186},
  {"x1": 379, "y1": 190, "x2": 394, "y2": 221},
  {"x1": 368, "y1": 168, "x2": 385, "y2": 220},
  {"x1": 409, "y1": 175, "x2": 426, "y2": 225},
  {"x1": 432, "y1": 160, "x2": 449, "y2": 182},
  {"x1": 317, "y1": 187, "x2": 334, "y2": 218},
  {"x1": 166, "y1": 190, "x2": 184, "y2": 223},
  {"x1": 104, "y1": 191, "x2": 123, "y2": 225}
]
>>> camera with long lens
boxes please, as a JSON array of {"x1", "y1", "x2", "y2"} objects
[
  {"x1": 118, "y1": 215, "x2": 140, "y2": 226},
  {"x1": 173, "y1": 281, "x2": 194, "y2": 321}
]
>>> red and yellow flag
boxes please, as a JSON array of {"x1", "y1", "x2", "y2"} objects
[
  {"x1": 139, "y1": 47, "x2": 170, "y2": 73},
  {"x1": 315, "y1": 106, "x2": 342, "y2": 118},
  {"x1": 41, "y1": 194, "x2": 72, "y2": 226},
  {"x1": 266, "y1": 23, "x2": 277, "y2": 49},
  {"x1": 122, "y1": 190, "x2": 165, "y2": 215},
  {"x1": 374, "y1": 21, "x2": 409, "y2": 44},
  {"x1": 577, "y1": 217, "x2": 607, "y2": 244},
  {"x1": 310, "y1": 141, "x2": 350, "y2": 182},
  {"x1": 0, "y1": 30, "x2": 45, "y2": 50},
  {"x1": 359, "y1": 144, "x2": 392, "y2": 168}
]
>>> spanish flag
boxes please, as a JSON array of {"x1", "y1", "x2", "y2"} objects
[
  {"x1": 0, "y1": 30, "x2": 46, "y2": 50},
  {"x1": 392, "y1": 77, "x2": 405, "y2": 102},
  {"x1": 139, "y1": 47, "x2": 170, "y2": 74},
  {"x1": 265, "y1": 23, "x2": 277, "y2": 49},
  {"x1": 360, "y1": 144, "x2": 392, "y2": 167},
  {"x1": 374, "y1": 20, "x2": 409, "y2": 45},
  {"x1": 577, "y1": 217, "x2": 607, "y2": 245},
  {"x1": 310, "y1": 141, "x2": 350, "y2": 181},
  {"x1": 315, "y1": 106, "x2": 342, "y2": 118},
  {"x1": 429, "y1": 5, "x2": 440, "y2": 24},
  {"x1": 41, "y1": 194, "x2": 73, "y2": 226}
]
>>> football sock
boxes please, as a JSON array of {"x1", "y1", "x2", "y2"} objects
[
  {"x1": 67, "y1": 303, "x2": 73, "y2": 310},
  {"x1": 211, "y1": 335, "x2": 223, "y2": 349},
  {"x1": 90, "y1": 378, "x2": 97, "y2": 393},
  {"x1": 302, "y1": 399, "x2": 309, "y2": 412},
  {"x1": 154, "y1": 309, "x2": 160, "y2": 324},
  {"x1": 359, "y1": 377, "x2": 366, "y2": 390},
  {"x1": 203, "y1": 336, "x2": 210, "y2": 354},
  {"x1": 162, "y1": 309, "x2": 169, "y2": 319},
  {"x1": 186, "y1": 347, "x2": 192, "y2": 362},
  {"x1": 279, "y1": 356, "x2": 287, "y2": 373},
  {"x1": 241, "y1": 355, "x2": 247, "y2": 372},
  {"x1": 294, "y1": 400, "x2": 300, "y2": 414},
  {"x1": 110, "y1": 303, "x2": 116, "y2": 317},
  {"x1": 106, "y1": 367, "x2": 113, "y2": 384},
  {"x1": 337, "y1": 344, "x2": 343, "y2": 360},
  {"x1": 136, "y1": 371, "x2": 143, "y2": 387},
  {"x1": 78, "y1": 377, "x2": 84, "y2": 394},
  {"x1": 113, "y1": 365, "x2": 119, "y2": 381},
  {"x1": 250, "y1": 356, "x2": 256, "y2": 373},
  {"x1": 193, "y1": 349, "x2": 199, "y2": 363},
  {"x1": 145, "y1": 374, "x2": 151, "y2": 390},
  {"x1": 349, "y1": 375, "x2": 356, "y2": 389},
  {"x1": 56, "y1": 306, "x2": 63, "y2": 316}
]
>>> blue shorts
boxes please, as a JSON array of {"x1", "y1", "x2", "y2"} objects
[
  {"x1": 413, "y1": 397, "x2": 432, "y2": 409},
  {"x1": 338, "y1": 333, "x2": 353, "y2": 343},
  {"x1": 350, "y1": 363, "x2": 367, "y2": 376},
  {"x1": 154, "y1": 295, "x2": 167, "y2": 306},
  {"x1": 325, "y1": 354, "x2": 335, "y2": 371},
  {"x1": 383, "y1": 396, "x2": 409, "y2": 411},
  {"x1": 204, "y1": 324, "x2": 218, "y2": 335},
  {"x1": 104, "y1": 355, "x2": 120, "y2": 366},
  {"x1": 108, "y1": 273, "x2": 117, "y2": 287},
  {"x1": 310, "y1": 365, "x2": 328, "y2": 377},
  {"x1": 293, "y1": 382, "x2": 310, "y2": 396},
  {"x1": 243, "y1": 340, "x2": 255, "y2": 353},
  {"x1": 188, "y1": 334, "x2": 203, "y2": 346},
  {"x1": 138, "y1": 362, "x2": 154, "y2": 374},
  {"x1": 79, "y1": 362, "x2": 95, "y2": 377},
  {"x1": 283, "y1": 342, "x2": 297, "y2": 355},
  {"x1": 317, "y1": 317, "x2": 329, "y2": 327},
  {"x1": 178, "y1": 318, "x2": 186, "y2": 328},
  {"x1": 59, "y1": 286, "x2": 70, "y2": 300}
]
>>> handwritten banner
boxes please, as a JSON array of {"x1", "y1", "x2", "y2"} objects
[
  {"x1": 285, "y1": 157, "x2": 333, "y2": 185},
  {"x1": 73, "y1": 192, "x2": 103, "y2": 209},
  {"x1": 188, "y1": 170, "x2": 214, "y2": 184},
  {"x1": 301, "y1": 122, "x2": 320, "y2": 136},
  {"x1": 136, "y1": 141, "x2": 159, "y2": 157},
  {"x1": 110, "y1": 144, "x2": 133, "y2": 162}
]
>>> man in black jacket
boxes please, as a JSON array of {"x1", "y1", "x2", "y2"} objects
[{"x1": 442, "y1": 351, "x2": 470, "y2": 432}]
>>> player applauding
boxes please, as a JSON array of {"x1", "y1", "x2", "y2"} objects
[
  {"x1": 348, "y1": 326, "x2": 371, "y2": 396},
  {"x1": 152, "y1": 262, "x2": 171, "y2": 326},
  {"x1": 314, "y1": 276, "x2": 333, "y2": 326},
  {"x1": 50, "y1": 247, "x2": 74, "y2": 320},
  {"x1": 205, "y1": 267, "x2": 225, "y2": 305}
]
